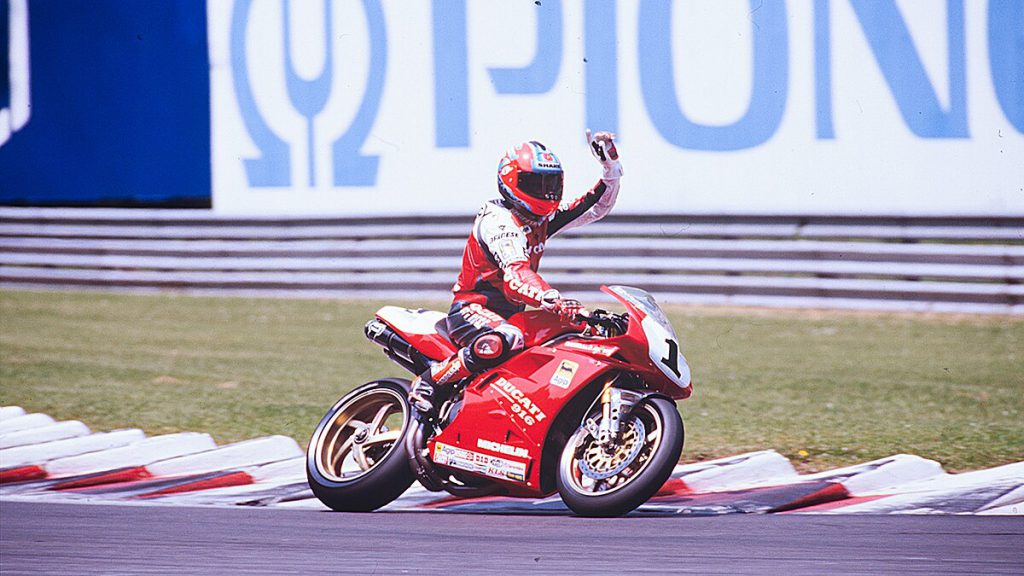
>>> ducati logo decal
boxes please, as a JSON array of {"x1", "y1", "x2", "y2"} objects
[{"x1": 490, "y1": 378, "x2": 547, "y2": 426}]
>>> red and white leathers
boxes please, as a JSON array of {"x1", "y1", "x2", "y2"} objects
[
  {"x1": 452, "y1": 175, "x2": 620, "y2": 319},
  {"x1": 410, "y1": 132, "x2": 622, "y2": 416},
  {"x1": 439, "y1": 173, "x2": 619, "y2": 364}
]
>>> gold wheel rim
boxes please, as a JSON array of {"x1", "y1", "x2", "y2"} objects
[{"x1": 314, "y1": 388, "x2": 407, "y2": 482}]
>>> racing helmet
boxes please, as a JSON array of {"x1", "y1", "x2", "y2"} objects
[{"x1": 497, "y1": 141, "x2": 564, "y2": 219}]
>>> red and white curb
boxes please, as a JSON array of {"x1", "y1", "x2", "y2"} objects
[{"x1": 1, "y1": 406, "x2": 1021, "y2": 515}]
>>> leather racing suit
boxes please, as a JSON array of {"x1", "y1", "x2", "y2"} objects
[
  {"x1": 453, "y1": 178, "x2": 621, "y2": 321},
  {"x1": 408, "y1": 132, "x2": 622, "y2": 417},
  {"x1": 423, "y1": 177, "x2": 621, "y2": 397}
]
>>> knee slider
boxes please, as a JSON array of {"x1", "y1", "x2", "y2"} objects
[
  {"x1": 494, "y1": 324, "x2": 525, "y2": 353},
  {"x1": 465, "y1": 327, "x2": 521, "y2": 371}
]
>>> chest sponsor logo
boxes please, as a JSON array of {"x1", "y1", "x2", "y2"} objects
[
  {"x1": 494, "y1": 239, "x2": 529, "y2": 269},
  {"x1": 491, "y1": 377, "x2": 547, "y2": 426},
  {"x1": 489, "y1": 231, "x2": 520, "y2": 242}
]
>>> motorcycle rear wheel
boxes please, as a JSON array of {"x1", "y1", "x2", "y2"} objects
[
  {"x1": 556, "y1": 396, "x2": 683, "y2": 517},
  {"x1": 306, "y1": 379, "x2": 415, "y2": 512}
]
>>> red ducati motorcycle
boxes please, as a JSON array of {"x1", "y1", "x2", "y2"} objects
[{"x1": 306, "y1": 285, "x2": 692, "y2": 517}]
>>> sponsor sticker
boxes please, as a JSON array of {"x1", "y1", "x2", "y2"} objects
[
  {"x1": 494, "y1": 240, "x2": 528, "y2": 268},
  {"x1": 536, "y1": 152, "x2": 560, "y2": 169},
  {"x1": 563, "y1": 341, "x2": 620, "y2": 357},
  {"x1": 433, "y1": 442, "x2": 528, "y2": 483},
  {"x1": 549, "y1": 359, "x2": 579, "y2": 389},
  {"x1": 467, "y1": 303, "x2": 504, "y2": 323},
  {"x1": 477, "y1": 438, "x2": 530, "y2": 459}
]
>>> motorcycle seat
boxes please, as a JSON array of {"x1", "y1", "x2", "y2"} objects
[
  {"x1": 434, "y1": 318, "x2": 454, "y2": 345},
  {"x1": 375, "y1": 306, "x2": 458, "y2": 360}
]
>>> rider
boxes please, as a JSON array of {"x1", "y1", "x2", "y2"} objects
[{"x1": 409, "y1": 130, "x2": 624, "y2": 417}]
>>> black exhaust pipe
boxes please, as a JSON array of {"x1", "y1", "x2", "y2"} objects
[{"x1": 364, "y1": 319, "x2": 432, "y2": 375}]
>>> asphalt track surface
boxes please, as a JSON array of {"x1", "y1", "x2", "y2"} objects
[{"x1": 2, "y1": 501, "x2": 1022, "y2": 575}]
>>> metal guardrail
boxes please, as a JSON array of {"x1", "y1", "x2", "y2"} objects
[{"x1": 1, "y1": 208, "x2": 1021, "y2": 314}]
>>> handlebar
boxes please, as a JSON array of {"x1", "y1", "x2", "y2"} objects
[{"x1": 575, "y1": 309, "x2": 629, "y2": 337}]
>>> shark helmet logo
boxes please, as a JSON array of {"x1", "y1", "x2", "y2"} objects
[
  {"x1": 1, "y1": 0, "x2": 31, "y2": 147},
  {"x1": 229, "y1": 0, "x2": 386, "y2": 188}
]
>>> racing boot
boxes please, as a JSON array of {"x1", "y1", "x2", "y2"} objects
[{"x1": 408, "y1": 349, "x2": 473, "y2": 420}]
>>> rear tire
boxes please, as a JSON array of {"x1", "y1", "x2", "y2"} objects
[
  {"x1": 556, "y1": 396, "x2": 683, "y2": 517},
  {"x1": 306, "y1": 379, "x2": 416, "y2": 512}
]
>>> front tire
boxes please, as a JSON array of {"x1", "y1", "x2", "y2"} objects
[
  {"x1": 557, "y1": 396, "x2": 683, "y2": 517},
  {"x1": 306, "y1": 379, "x2": 416, "y2": 512}
]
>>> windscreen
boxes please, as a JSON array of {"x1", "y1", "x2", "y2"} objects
[
  {"x1": 608, "y1": 285, "x2": 690, "y2": 390},
  {"x1": 608, "y1": 285, "x2": 677, "y2": 339}
]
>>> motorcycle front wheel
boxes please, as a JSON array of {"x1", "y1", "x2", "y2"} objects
[
  {"x1": 306, "y1": 379, "x2": 415, "y2": 512},
  {"x1": 556, "y1": 395, "x2": 683, "y2": 517}
]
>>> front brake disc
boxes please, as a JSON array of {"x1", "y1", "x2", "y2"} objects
[{"x1": 578, "y1": 417, "x2": 646, "y2": 481}]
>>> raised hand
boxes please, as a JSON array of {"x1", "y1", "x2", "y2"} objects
[{"x1": 586, "y1": 129, "x2": 623, "y2": 180}]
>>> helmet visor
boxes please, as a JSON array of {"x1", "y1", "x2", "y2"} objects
[{"x1": 517, "y1": 172, "x2": 563, "y2": 201}]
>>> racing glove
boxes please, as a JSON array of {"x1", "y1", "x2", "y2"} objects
[
  {"x1": 586, "y1": 129, "x2": 623, "y2": 181},
  {"x1": 540, "y1": 290, "x2": 589, "y2": 323}
]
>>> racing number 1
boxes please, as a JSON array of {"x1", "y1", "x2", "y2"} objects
[{"x1": 660, "y1": 338, "x2": 682, "y2": 378}]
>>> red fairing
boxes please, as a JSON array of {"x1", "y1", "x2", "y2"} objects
[
  {"x1": 388, "y1": 285, "x2": 692, "y2": 498},
  {"x1": 429, "y1": 346, "x2": 614, "y2": 496},
  {"x1": 508, "y1": 309, "x2": 576, "y2": 347},
  {"x1": 403, "y1": 333, "x2": 457, "y2": 362}
]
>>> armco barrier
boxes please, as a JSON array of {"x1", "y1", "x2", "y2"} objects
[{"x1": 0, "y1": 208, "x2": 1022, "y2": 313}]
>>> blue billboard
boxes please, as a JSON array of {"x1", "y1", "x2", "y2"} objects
[{"x1": 0, "y1": 0, "x2": 211, "y2": 207}]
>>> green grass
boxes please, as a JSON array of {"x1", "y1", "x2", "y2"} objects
[{"x1": 2, "y1": 289, "x2": 1022, "y2": 472}]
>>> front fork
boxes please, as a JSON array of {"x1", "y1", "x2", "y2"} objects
[{"x1": 585, "y1": 377, "x2": 646, "y2": 447}]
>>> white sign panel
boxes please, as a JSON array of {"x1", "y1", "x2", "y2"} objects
[
  {"x1": 208, "y1": 0, "x2": 1024, "y2": 216},
  {"x1": 1, "y1": 0, "x2": 32, "y2": 147}
]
